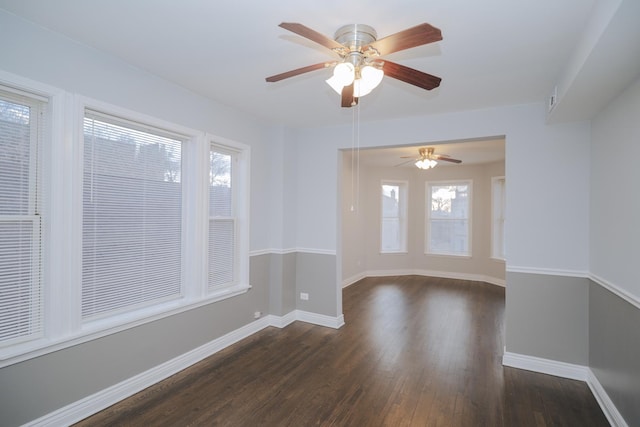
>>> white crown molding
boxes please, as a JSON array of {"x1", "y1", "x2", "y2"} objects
[{"x1": 503, "y1": 351, "x2": 628, "y2": 427}]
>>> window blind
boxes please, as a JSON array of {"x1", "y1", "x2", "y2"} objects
[
  {"x1": 209, "y1": 148, "x2": 235, "y2": 289},
  {"x1": 82, "y1": 112, "x2": 183, "y2": 320},
  {"x1": 0, "y1": 93, "x2": 43, "y2": 345}
]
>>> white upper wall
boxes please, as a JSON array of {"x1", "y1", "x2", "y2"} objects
[
  {"x1": 292, "y1": 103, "x2": 591, "y2": 273},
  {"x1": 0, "y1": 8, "x2": 595, "y2": 274},
  {"x1": 590, "y1": 75, "x2": 640, "y2": 301},
  {"x1": 0, "y1": 9, "x2": 281, "y2": 253}
]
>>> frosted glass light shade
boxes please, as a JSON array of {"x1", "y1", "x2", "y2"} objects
[
  {"x1": 415, "y1": 159, "x2": 438, "y2": 169},
  {"x1": 333, "y1": 62, "x2": 355, "y2": 86},
  {"x1": 353, "y1": 65, "x2": 384, "y2": 97},
  {"x1": 326, "y1": 75, "x2": 346, "y2": 94},
  {"x1": 326, "y1": 63, "x2": 384, "y2": 98}
]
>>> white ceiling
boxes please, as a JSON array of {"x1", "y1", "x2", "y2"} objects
[
  {"x1": 2, "y1": 1, "x2": 638, "y2": 167},
  {"x1": 357, "y1": 138, "x2": 505, "y2": 168},
  {"x1": 0, "y1": 0, "x2": 607, "y2": 129}
]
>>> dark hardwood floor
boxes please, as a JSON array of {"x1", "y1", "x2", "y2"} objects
[{"x1": 75, "y1": 276, "x2": 609, "y2": 426}]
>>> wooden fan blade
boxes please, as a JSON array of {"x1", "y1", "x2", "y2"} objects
[
  {"x1": 363, "y1": 23, "x2": 442, "y2": 56},
  {"x1": 433, "y1": 155, "x2": 462, "y2": 164},
  {"x1": 381, "y1": 60, "x2": 441, "y2": 91},
  {"x1": 341, "y1": 83, "x2": 358, "y2": 108},
  {"x1": 266, "y1": 62, "x2": 333, "y2": 82},
  {"x1": 279, "y1": 22, "x2": 345, "y2": 52}
]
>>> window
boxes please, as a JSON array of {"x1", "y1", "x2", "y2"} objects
[
  {"x1": 381, "y1": 181, "x2": 408, "y2": 253},
  {"x1": 209, "y1": 146, "x2": 235, "y2": 288},
  {"x1": 82, "y1": 111, "x2": 184, "y2": 321},
  {"x1": 0, "y1": 87, "x2": 45, "y2": 347},
  {"x1": 208, "y1": 141, "x2": 249, "y2": 292},
  {"x1": 426, "y1": 181, "x2": 471, "y2": 256},
  {"x1": 491, "y1": 176, "x2": 506, "y2": 260},
  {"x1": 0, "y1": 81, "x2": 254, "y2": 364}
]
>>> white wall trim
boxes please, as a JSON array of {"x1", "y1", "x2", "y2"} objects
[
  {"x1": 502, "y1": 351, "x2": 589, "y2": 381},
  {"x1": 295, "y1": 310, "x2": 345, "y2": 329},
  {"x1": 359, "y1": 269, "x2": 505, "y2": 288},
  {"x1": 24, "y1": 316, "x2": 273, "y2": 427},
  {"x1": 504, "y1": 268, "x2": 640, "y2": 310},
  {"x1": 249, "y1": 248, "x2": 337, "y2": 256},
  {"x1": 506, "y1": 265, "x2": 589, "y2": 278},
  {"x1": 23, "y1": 308, "x2": 344, "y2": 426},
  {"x1": 503, "y1": 351, "x2": 628, "y2": 427},
  {"x1": 266, "y1": 311, "x2": 297, "y2": 328},
  {"x1": 589, "y1": 273, "x2": 640, "y2": 310},
  {"x1": 249, "y1": 248, "x2": 296, "y2": 256},
  {"x1": 342, "y1": 272, "x2": 367, "y2": 288},
  {"x1": 295, "y1": 248, "x2": 337, "y2": 256},
  {"x1": 587, "y1": 369, "x2": 630, "y2": 427}
]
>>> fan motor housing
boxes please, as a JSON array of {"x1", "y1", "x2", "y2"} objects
[{"x1": 334, "y1": 24, "x2": 377, "y2": 50}]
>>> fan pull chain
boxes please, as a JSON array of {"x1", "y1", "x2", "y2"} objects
[
  {"x1": 350, "y1": 104, "x2": 356, "y2": 212},
  {"x1": 350, "y1": 100, "x2": 361, "y2": 212}
]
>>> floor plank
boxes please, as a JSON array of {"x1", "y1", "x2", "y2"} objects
[{"x1": 75, "y1": 276, "x2": 609, "y2": 426}]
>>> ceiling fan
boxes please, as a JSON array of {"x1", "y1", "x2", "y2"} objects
[
  {"x1": 397, "y1": 147, "x2": 462, "y2": 169},
  {"x1": 266, "y1": 22, "x2": 442, "y2": 107}
]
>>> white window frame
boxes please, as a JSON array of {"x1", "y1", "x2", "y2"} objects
[
  {"x1": 491, "y1": 176, "x2": 506, "y2": 260},
  {"x1": 0, "y1": 84, "x2": 252, "y2": 367},
  {"x1": 80, "y1": 108, "x2": 188, "y2": 325},
  {"x1": 425, "y1": 180, "x2": 472, "y2": 257},
  {"x1": 0, "y1": 85, "x2": 46, "y2": 349},
  {"x1": 380, "y1": 180, "x2": 408, "y2": 253},
  {"x1": 207, "y1": 137, "x2": 251, "y2": 297}
]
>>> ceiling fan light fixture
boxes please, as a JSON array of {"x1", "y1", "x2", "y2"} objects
[
  {"x1": 326, "y1": 74, "x2": 349, "y2": 95},
  {"x1": 354, "y1": 65, "x2": 384, "y2": 97},
  {"x1": 415, "y1": 159, "x2": 438, "y2": 169},
  {"x1": 333, "y1": 62, "x2": 355, "y2": 86}
]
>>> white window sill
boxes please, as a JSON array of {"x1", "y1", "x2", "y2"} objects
[{"x1": 0, "y1": 283, "x2": 251, "y2": 368}]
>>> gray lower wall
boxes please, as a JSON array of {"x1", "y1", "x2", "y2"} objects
[
  {"x1": 0, "y1": 252, "x2": 340, "y2": 426},
  {"x1": 589, "y1": 281, "x2": 640, "y2": 425},
  {"x1": 505, "y1": 272, "x2": 589, "y2": 365},
  {"x1": 296, "y1": 252, "x2": 338, "y2": 317},
  {"x1": 0, "y1": 256, "x2": 271, "y2": 427},
  {"x1": 268, "y1": 252, "x2": 297, "y2": 316}
]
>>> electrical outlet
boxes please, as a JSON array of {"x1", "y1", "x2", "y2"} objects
[
  {"x1": 254, "y1": 311, "x2": 261, "y2": 319},
  {"x1": 300, "y1": 292, "x2": 309, "y2": 301}
]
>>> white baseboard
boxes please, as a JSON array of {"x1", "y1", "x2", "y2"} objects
[
  {"x1": 503, "y1": 351, "x2": 628, "y2": 427},
  {"x1": 359, "y1": 269, "x2": 505, "y2": 287},
  {"x1": 26, "y1": 316, "x2": 273, "y2": 427},
  {"x1": 502, "y1": 351, "x2": 589, "y2": 381},
  {"x1": 342, "y1": 272, "x2": 366, "y2": 288},
  {"x1": 295, "y1": 310, "x2": 345, "y2": 329},
  {"x1": 26, "y1": 310, "x2": 345, "y2": 426},
  {"x1": 587, "y1": 369, "x2": 629, "y2": 427},
  {"x1": 267, "y1": 311, "x2": 297, "y2": 328}
]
